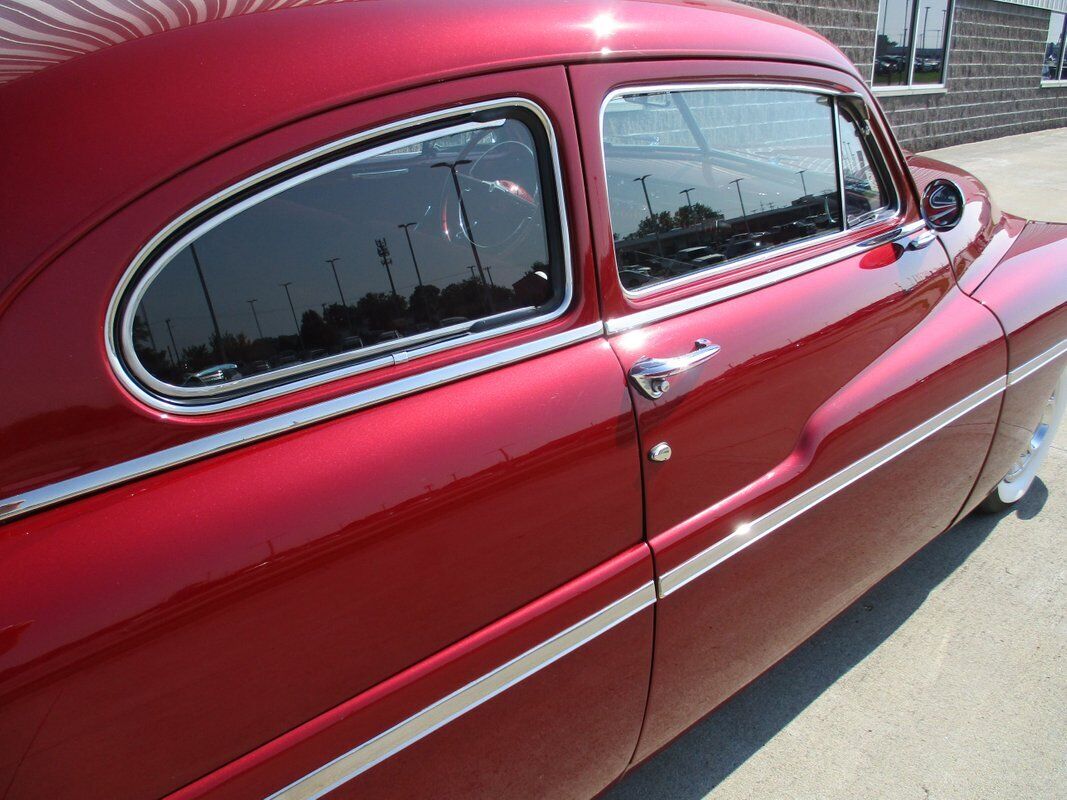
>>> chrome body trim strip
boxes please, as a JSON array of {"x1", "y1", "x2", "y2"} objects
[
  {"x1": 605, "y1": 220, "x2": 925, "y2": 335},
  {"x1": 599, "y1": 82, "x2": 906, "y2": 302},
  {"x1": 0, "y1": 322, "x2": 604, "y2": 525},
  {"x1": 1007, "y1": 339, "x2": 1067, "y2": 386},
  {"x1": 657, "y1": 376, "x2": 1007, "y2": 598},
  {"x1": 105, "y1": 97, "x2": 575, "y2": 414},
  {"x1": 264, "y1": 582, "x2": 657, "y2": 800}
]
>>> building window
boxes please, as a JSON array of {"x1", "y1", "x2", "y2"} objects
[
  {"x1": 1042, "y1": 12, "x2": 1067, "y2": 83},
  {"x1": 873, "y1": 0, "x2": 954, "y2": 89},
  {"x1": 117, "y1": 104, "x2": 568, "y2": 405}
]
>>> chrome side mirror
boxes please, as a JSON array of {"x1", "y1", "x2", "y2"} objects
[{"x1": 920, "y1": 178, "x2": 965, "y2": 232}]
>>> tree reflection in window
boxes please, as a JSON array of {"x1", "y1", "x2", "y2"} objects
[{"x1": 129, "y1": 114, "x2": 561, "y2": 392}]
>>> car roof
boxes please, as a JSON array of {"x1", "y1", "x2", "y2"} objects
[{"x1": 0, "y1": 0, "x2": 856, "y2": 297}]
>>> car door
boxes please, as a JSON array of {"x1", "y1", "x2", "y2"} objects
[
  {"x1": 0, "y1": 68, "x2": 654, "y2": 800},
  {"x1": 571, "y1": 60, "x2": 1007, "y2": 759}
]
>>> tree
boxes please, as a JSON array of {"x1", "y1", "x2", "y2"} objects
[
  {"x1": 299, "y1": 310, "x2": 333, "y2": 350},
  {"x1": 635, "y1": 211, "x2": 674, "y2": 237},
  {"x1": 355, "y1": 291, "x2": 408, "y2": 333},
  {"x1": 410, "y1": 284, "x2": 441, "y2": 324},
  {"x1": 676, "y1": 202, "x2": 723, "y2": 228}
]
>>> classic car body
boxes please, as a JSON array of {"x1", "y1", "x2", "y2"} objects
[{"x1": 0, "y1": 1, "x2": 1064, "y2": 799}]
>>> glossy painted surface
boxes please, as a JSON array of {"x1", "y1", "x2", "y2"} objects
[
  {"x1": 0, "y1": 333, "x2": 645, "y2": 798},
  {"x1": 0, "y1": 0, "x2": 852, "y2": 297},
  {"x1": 3, "y1": 2, "x2": 1066, "y2": 799},
  {"x1": 906, "y1": 153, "x2": 1028, "y2": 294},
  {"x1": 955, "y1": 220, "x2": 1067, "y2": 516},
  {"x1": 0, "y1": 67, "x2": 598, "y2": 503},
  {"x1": 572, "y1": 58, "x2": 1010, "y2": 761}
]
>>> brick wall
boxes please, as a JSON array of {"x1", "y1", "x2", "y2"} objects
[{"x1": 745, "y1": 0, "x2": 1067, "y2": 150}]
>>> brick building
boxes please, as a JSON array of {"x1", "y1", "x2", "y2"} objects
[{"x1": 746, "y1": 0, "x2": 1067, "y2": 149}]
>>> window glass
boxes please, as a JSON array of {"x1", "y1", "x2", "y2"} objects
[
  {"x1": 874, "y1": 0, "x2": 954, "y2": 88},
  {"x1": 126, "y1": 112, "x2": 562, "y2": 396},
  {"x1": 1043, "y1": 12, "x2": 1066, "y2": 82},
  {"x1": 602, "y1": 89, "x2": 842, "y2": 291},
  {"x1": 874, "y1": 0, "x2": 915, "y2": 87},
  {"x1": 912, "y1": 0, "x2": 950, "y2": 85},
  {"x1": 836, "y1": 107, "x2": 892, "y2": 225}
]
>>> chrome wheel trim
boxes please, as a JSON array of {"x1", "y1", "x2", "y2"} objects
[{"x1": 996, "y1": 368, "x2": 1065, "y2": 505}]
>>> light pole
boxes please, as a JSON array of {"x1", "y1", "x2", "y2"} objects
[
  {"x1": 633, "y1": 173, "x2": 663, "y2": 254},
  {"x1": 139, "y1": 303, "x2": 158, "y2": 351},
  {"x1": 922, "y1": 5, "x2": 931, "y2": 51},
  {"x1": 246, "y1": 298, "x2": 263, "y2": 339},
  {"x1": 164, "y1": 318, "x2": 179, "y2": 366},
  {"x1": 279, "y1": 281, "x2": 303, "y2": 347},
  {"x1": 324, "y1": 257, "x2": 349, "y2": 309},
  {"x1": 728, "y1": 178, "x2": 750, "y2": 233},
  {"x1": 679, "y1": 187, "x2": 696, "y2": 210},
  {"x1": 432, "y1": 159, "x2": 494, "y2": 311},
  {"x1": 374, "y1": 238, "x2": 398, "y2": 297},
  {"x1": 796, "y1": 169, "x2": 809, "y2": 196},
  {"x1": 397, "y1": 222, "x2": 424, "y2": 288},
  {"x1": 188, "y1": 242, "x2": 227, "y2": 362}
]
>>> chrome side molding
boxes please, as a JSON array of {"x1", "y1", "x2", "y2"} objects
[
  {"x1": 1008, "y1": 338, "x2": 1067, "y2": 386},
  {"x1": 657, "y1": 376, "x2": 1008, "y2": 598},
  {"x1": 264, "y1": 583, "x2": 657, "y2": 800},
  {"x1": 0, "y1": 323, "x2": 604, "y2": 526}
]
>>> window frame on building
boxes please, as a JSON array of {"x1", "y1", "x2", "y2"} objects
[
  {"x1": 1041, "y1": 11, "x2": 1067, "y2": 87},
  {"x1": 108, "y1": 98, "x2": 574, "y2": 412},
  {"x1": 870, "y1": 0, "x2": 957, "y2": 96}
]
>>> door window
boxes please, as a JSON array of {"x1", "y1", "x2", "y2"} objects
[
  {"x1": 602, "y1": 87, "x2": 897, "y2": 292},
  {"x1": 836, "y1": 104, "x2": 894, "y2": 226},
  {"x1": 603, "y1": 88, "x2": 843, "y2": 291}
]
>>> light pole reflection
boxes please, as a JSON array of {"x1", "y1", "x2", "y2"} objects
[
  {"x1": 397, "y1": 222, "x2": 424, "y2": 288},
  {"x1": 433, "y1": 159, "x2": 494, "y2": 311},
  {"x1": 280, "y1": 281, "x2": 304, "y2": 349},
  {"x1": 728, "y1": 178, "x2": 751, "y2": 233},
  {"x1": 246, "y1": 298, "x2": 263, "y2": 339}
]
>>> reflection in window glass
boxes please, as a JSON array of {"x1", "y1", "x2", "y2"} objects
[
  {"x1": 1043, "y1": 12, "x2": 1067, "y2": 81},
  {"x1": 602, "y1": 89, "x2": 842, "y2": 291},
  {"x1": 129, "y1": 114, "x2": 561, "y2": 393},
  {"x1": 837, "y1": 107, "x2": 891, "y2": 224},
  {"x1": 873, "y1": 0, "x2": 954, "y2": 88},
  {"x1": 874, "y1": 0, "x2": 915, "y2": 86},
  {"x1": 912, "y1": 0, "x2": 950, "y2": 84}
]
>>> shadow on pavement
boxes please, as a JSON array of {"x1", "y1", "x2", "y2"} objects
[{"x1": 603, "y1": 479, "x2": 1049, "y2": 800}]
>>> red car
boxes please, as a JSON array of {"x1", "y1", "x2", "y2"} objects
[{"x1": 1, "y1": 1, "x2": 1064, "y2": 798}]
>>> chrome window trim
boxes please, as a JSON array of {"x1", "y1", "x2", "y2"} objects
[
  {"x1": 0, "y1": 322, "x2": 604, "y2": 525},
  {"x1": 604, "y1": 220, "x2": 926, "y2": 334},
  {"x1": 263, "y1": 582, "x2": 657, "y2": 800},
  {"x1": 106, "y1": 97, "x2": 575, "y2": 415},
  {"x1": 658, "y1": 375, "x2": 1008, "y2": 598},
  {"x1": 598, "y1": 82, "x2": 905, "y2": 301}
]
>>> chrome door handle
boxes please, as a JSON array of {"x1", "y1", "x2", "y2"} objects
[
  {"x1": 629, "y1": 338, "x2": 721, "y2": 399},
  {"x1": 857, "y1": 227, "x2": 904, "y2": 249},
  {"x1": 906, "y1": 229, "x2": 938, "y2": 250}
]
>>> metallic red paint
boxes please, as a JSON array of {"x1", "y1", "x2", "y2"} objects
[
  {"x1": 571, "y1": 57, "x2": 1012, "y2": 763},
  {"x1": 1, "y1": 2, "x2": 1065, "y2": 799},
  {"x1": 0, "y1": 67, "x2": 596, "y2": 502}
]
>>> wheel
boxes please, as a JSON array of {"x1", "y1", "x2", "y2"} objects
[{"x1": 978, "y1": 367, "x2": 1066, "y2": 513}]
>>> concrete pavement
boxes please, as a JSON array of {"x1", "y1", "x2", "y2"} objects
[
  {"x1": 604, "y1": 129, "x2": 1067, "y2": 800},
  {"x1": 921, "y1": 127, "x2": 1067, "y2": 224}
]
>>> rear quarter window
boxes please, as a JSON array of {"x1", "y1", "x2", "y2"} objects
[{"x1": 113, "y1": 102, "x2": 568, "y2": 409}]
